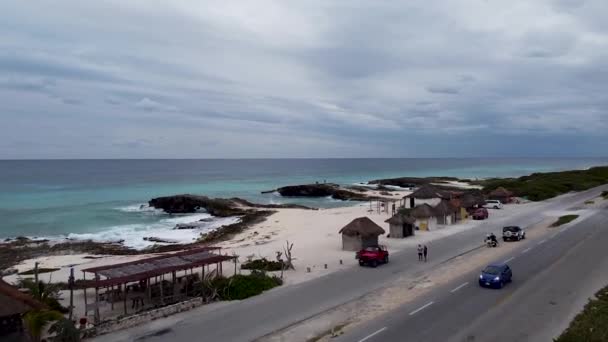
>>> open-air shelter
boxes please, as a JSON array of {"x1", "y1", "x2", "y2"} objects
[{"x1": 80, "y1": 247, "x2": 236, "y2": 323}]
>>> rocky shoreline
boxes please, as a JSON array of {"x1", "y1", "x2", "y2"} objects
[{"x1": 263, "y1": 183, "x2": 383, "y2": 201}]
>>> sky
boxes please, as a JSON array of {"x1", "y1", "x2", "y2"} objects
[{"x1": 1, "y1": 0, "x2": 607, "y2": 159}]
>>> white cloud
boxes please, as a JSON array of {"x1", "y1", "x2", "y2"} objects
[{"x1": 0, "y1": 0, "x2": 607, "y2": 158}]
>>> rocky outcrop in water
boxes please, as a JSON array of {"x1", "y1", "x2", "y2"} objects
[
  {"x1": 265, "y1": 184, "x2": 379, "y2": 201},
  {"x1": 148, "y1": 195, "x2": 241, "y2": 216}
]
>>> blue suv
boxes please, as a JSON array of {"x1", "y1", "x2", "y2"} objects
[{"x1": 479, "y1": 263, "x2": 512, "y2": 288}]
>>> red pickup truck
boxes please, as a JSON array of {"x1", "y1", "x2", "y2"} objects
[{"x1": 356, "y1": 245, "x2": 389, "y2": 267}]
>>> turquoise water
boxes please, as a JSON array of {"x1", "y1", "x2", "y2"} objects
[{"x1": 0, "y1": 158, "x2": 606, "y2": 248}]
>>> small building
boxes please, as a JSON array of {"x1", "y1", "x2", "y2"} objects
[
  {"x1": 0, "y1": 279, "x2": 46, "y2": 341},
  {"x1": 434, "y1": 199, "x2": 458, "y2": 225},
  {"x1": 409, "y1": 204, "x2": 438, "y2": 231},
  {"x1": 339, "y1": 217, "x2": 386, "y2": 251},
  {"x1": 489, "y1": 187, "x2": 514, "y2": 204},
  {"x1": 402, "y1": 185, "x2": 451, "y2": 209},
  {"x1": 385, "y1": 214, "x2": 416, "y2": 238}
]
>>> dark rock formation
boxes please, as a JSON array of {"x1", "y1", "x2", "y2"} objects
[
  {"x1": 369, "y1": 176, "x2": 461, "y2": 189},
  {"x1": 229, "y1": 198, "x2": 317, "y2": 210},
  {"x1": 271, "y1": 184, "x2": 378, "y2": 201},
  {"x1": 148, "y1": 194, "x2": 241, "y2": 216},
  {"x1": 143, "y1": 237, "x2": 178, "y2": 244}
]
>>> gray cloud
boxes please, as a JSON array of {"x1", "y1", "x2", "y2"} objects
[{"x1": 0, "y1": 0, "x2": 607, "y2": 158}]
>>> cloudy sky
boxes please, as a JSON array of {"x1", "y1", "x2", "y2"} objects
[{"x1": 1, "y1": 0, "x2": 607, "y2": 158}]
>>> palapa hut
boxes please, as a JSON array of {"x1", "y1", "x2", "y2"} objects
[
  {"x1": 409, "y1": 203, "x2": 438, "y2": 231},
  {"x1": 489, "y1": 187, "x2": 514, "y2": 204},
  {"x1": 385, "y1": 214, "x2": 416, "y2": 238},
  {"x1": 339, "y1": 217, "x2": 385, "y2": 251},
  {"x1": 0, "y1": 279, "x2": 46, "y2": 340},
  {"x1": 402, "y1": 185, "x2": 450, "y2": 209},
  {"x1": 434, "y1": 199, "x2": 458, "y2": 225}
]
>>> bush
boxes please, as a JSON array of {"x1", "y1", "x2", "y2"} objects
[
  {"x1": 241, "y1": 258, "x2": 284, "y2": 271},
  {"x1": 481, "y1": 166, "x2": 608, "y2": 201},
  {"x1": 602, "y1": 191, "x2": 608, "y2": 199},
  {"x1": 202, "y1": 271, "x2": 282, "y2": 301},
  {"x1": 555, "y1": 284, "x2": 608, "y2": 341},
  {"x1": 18, "y1": 267, "x2": 60, "y2": 275},
  {"x1": 550, "y1": 215, "x2": 579, "y2": 227}
]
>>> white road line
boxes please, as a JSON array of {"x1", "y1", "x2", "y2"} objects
[
  {"x1": 522, "y1": 247, "x2": 532, "y2": 254},
  {"x1": 503, "y1": 256, "x2": 515, "y2": 264},
  {"x1": 409, "y1": 301, "x2": 434, "y2": 316},
  {"x1": 538, "y1": 239, "x2": 547, "y2": 245},
  {"x1": 358, "y1": 327, "x2": 387, "y2": 342},
  {"x1": 450, "y1": 282, "x2": 469, "y2": 293}
]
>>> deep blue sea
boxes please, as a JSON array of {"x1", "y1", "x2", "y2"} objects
[{"x1": 1, "y1": 158, "x2": 606, "y2": 248}]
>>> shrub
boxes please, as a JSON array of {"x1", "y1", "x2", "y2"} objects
[
  {"x1": 18, "y1": 268, "x2": 60, "y2": 275},
  {"x1": 602, "y1": 191, "x2": 608, "y2": 199},
  {"x1": 202, "y1": 271, "x2": 282, "y2": 301},
  {"x1": 555, "y1": 284, "x2": 608, "y2": 341},
  {"x1": 241, "y1": 258, "x2": 284, "y2": 271},
  {"x1": 550, "y1": 215, "x2": 579, "y2": 227},
  {"x1": 481, "y1": 166, "x2": 608, "y2": 201}
]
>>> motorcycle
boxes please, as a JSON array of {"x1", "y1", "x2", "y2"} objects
[{"x1": 485, "y1": 238, "x2": 498, "y2": 248}]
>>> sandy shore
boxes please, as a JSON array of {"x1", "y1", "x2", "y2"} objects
[{"x1": 3, "y1": 189, "x2": 533, "y2": 287}]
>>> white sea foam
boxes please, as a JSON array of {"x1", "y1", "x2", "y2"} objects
[
  {"x1": 115, "y1": 203, "x2": 163, "y2": 214},
  {"x1": 65, "y1": 213, "x2": 240, "y2": 249}
]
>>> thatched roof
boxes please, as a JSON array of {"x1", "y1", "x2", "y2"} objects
[
  {"x1": 410, "y1": 204, "x2": 436, "y2": 218},
  {"x1": 461, "y1": 192, "x2": 485, "y2": 208},
  {"x1": 404, "y1": 185, "x2": 450, "y2": 199},
  {"x1": 0, "y1": 279, "x2": 45, "y2": 316},
  {"x1": 434, "y1": 200, "x2": 458, "y2": 216},
  {"x1": 385, "y1": 214, "x2": 416, "y2": 225},
  {"x1": 490, "y1": 187, "x2": 513, "y2": 197},
  {"x1": 339, "y1": 217, "x2": 385, "y2": 237}
]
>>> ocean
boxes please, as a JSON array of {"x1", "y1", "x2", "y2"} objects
[{"x1": 1, "y1": 158, "x2": 606, "y2": 248}]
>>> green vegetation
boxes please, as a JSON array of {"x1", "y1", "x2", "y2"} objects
[
  {"x1": 602, "y1": 190, "x2": 608, "y2": 199},
  {"x1": 584, "y1": 200, "x2": 594, "y2": 205},
  {"x1": 551, "y1": 215, "x2": 579, "y2": 227},
  {"x1": 202, "y1": 270, "x2": 282, "y2": 301},
  {"x1": 241, "y1": 258, "x2": 284, "y2": 271},
  {"x1": 19, "y1": 267, "x2": 60, "y2": 275},
  {"x1": 555, "y1": 284, "x2": 608, "y2": 342},
  {"x1": 480, "y1": 166, "x2": 608, "y2": 201},
  {"x1": 18, "y1": 278, "x2": 69, "y2": 313}
]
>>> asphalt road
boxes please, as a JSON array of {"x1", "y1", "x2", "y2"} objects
[
  {"x1": 339, "y1": 202, "x2": 608, "y2": 342},
  {"x1": 94, "y1": 185, "x2": 608, "y2": 342}
]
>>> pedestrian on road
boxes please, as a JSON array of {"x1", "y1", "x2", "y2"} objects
[
  {"x1": 417, "y1": 244, "x2": 423, "y2": 261},
  {"x1": 423, "y1": 245, "x2": 428, "y2": 262}
]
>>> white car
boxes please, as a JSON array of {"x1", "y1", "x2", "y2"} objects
[{"x1": 484, "y1": 200, "x2": 503, "y2": 209}]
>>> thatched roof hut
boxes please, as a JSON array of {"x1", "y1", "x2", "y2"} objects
[
  {"x1": 433, "y1": 200, "x2": 457, "y2": 216},
  {"x1": 490, "y1": 187, "x2": 513, "y2": 198},
  {"x1": 461, "y1": 192, "x2": 486, "y2": 208},
  {"x1": 409, "y1": 204, "x2": 436, "y2": 218},
  {"x1": 385, "y1": 214, "x2": 415, "y2": 238},
  {"x1": 404, "y1": 185, "x2": 449, "y2": 199},
  {"x1": 0, "y1": 279, "x2": 45, "y2": 317},
  {"x1": 339, "y1": 217, "x2": 385, "y2": 251},
  {"x1": 385, "y1": 215, "x2": 416, "y2": 225},
  {"x1": 339, "y1": 217, "x2": 385, "y2": 237}
]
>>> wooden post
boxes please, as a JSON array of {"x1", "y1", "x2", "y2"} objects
[
  {"x1": 147, "y1": 278, "x2": 151, "y2": 303},
  {"x1": 94, "y1": 273, "x2": 100, "y2": 324},
  {"x1": 219, "y1": 262, "x2": 223, "y2": 276},
  {"x1": 110, "y1": 285, "x2": 114, "y2": 310},
  {"x1": 123, "y1": 283, "x2": 127, "y2": 315},
  {"x1": 83, "y1": 271, "x2": 88, "y2": 316},
  {"x1": 68, "y1": 268, "x2": 75, "y2": 321},
  {"x1": 233, "y1": 258, "x2": 237, "y2": 276},
  {"x1": 160, "y1": 276, "x2": 164, "y2": 305}
]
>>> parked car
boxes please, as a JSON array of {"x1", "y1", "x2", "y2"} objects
[
  {"x1": 484, "y1": 200, "x2": 503, "y2": 209},
  {"x1": 472, "y1": 208, "x2": 489, "y2": 220},
  {"x1": 502, "y1": 226, "x2": 526, "y2": 241},
  {"x1": 479, "y1": 263, "x2": 512, "y2": 288},
  {"x1": 356, "y1": 245, "x2": 389, "y2": 267}
]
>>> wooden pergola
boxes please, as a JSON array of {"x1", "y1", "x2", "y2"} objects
[{"x1": 81, "y1": 247, "x2": 236, "y2": 322}]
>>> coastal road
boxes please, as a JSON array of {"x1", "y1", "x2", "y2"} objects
[
  {"x1": 94, "y1": 185, "x2": 608, "y2": 342},
  {"x1": 339, "y1": 202, "x2": 608, "y2": 342}
]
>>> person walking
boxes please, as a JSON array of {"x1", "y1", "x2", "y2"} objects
[
  {"x1": 423, "y1": 245, "x2": 428, "y2": 262},
  {"x1": 417, "y1": 244, "x2": 423, "y2": 261}
]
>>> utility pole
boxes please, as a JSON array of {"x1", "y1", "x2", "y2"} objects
[{"x1": 68, "y1": 267, "x2": 75, "y2": 321}]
